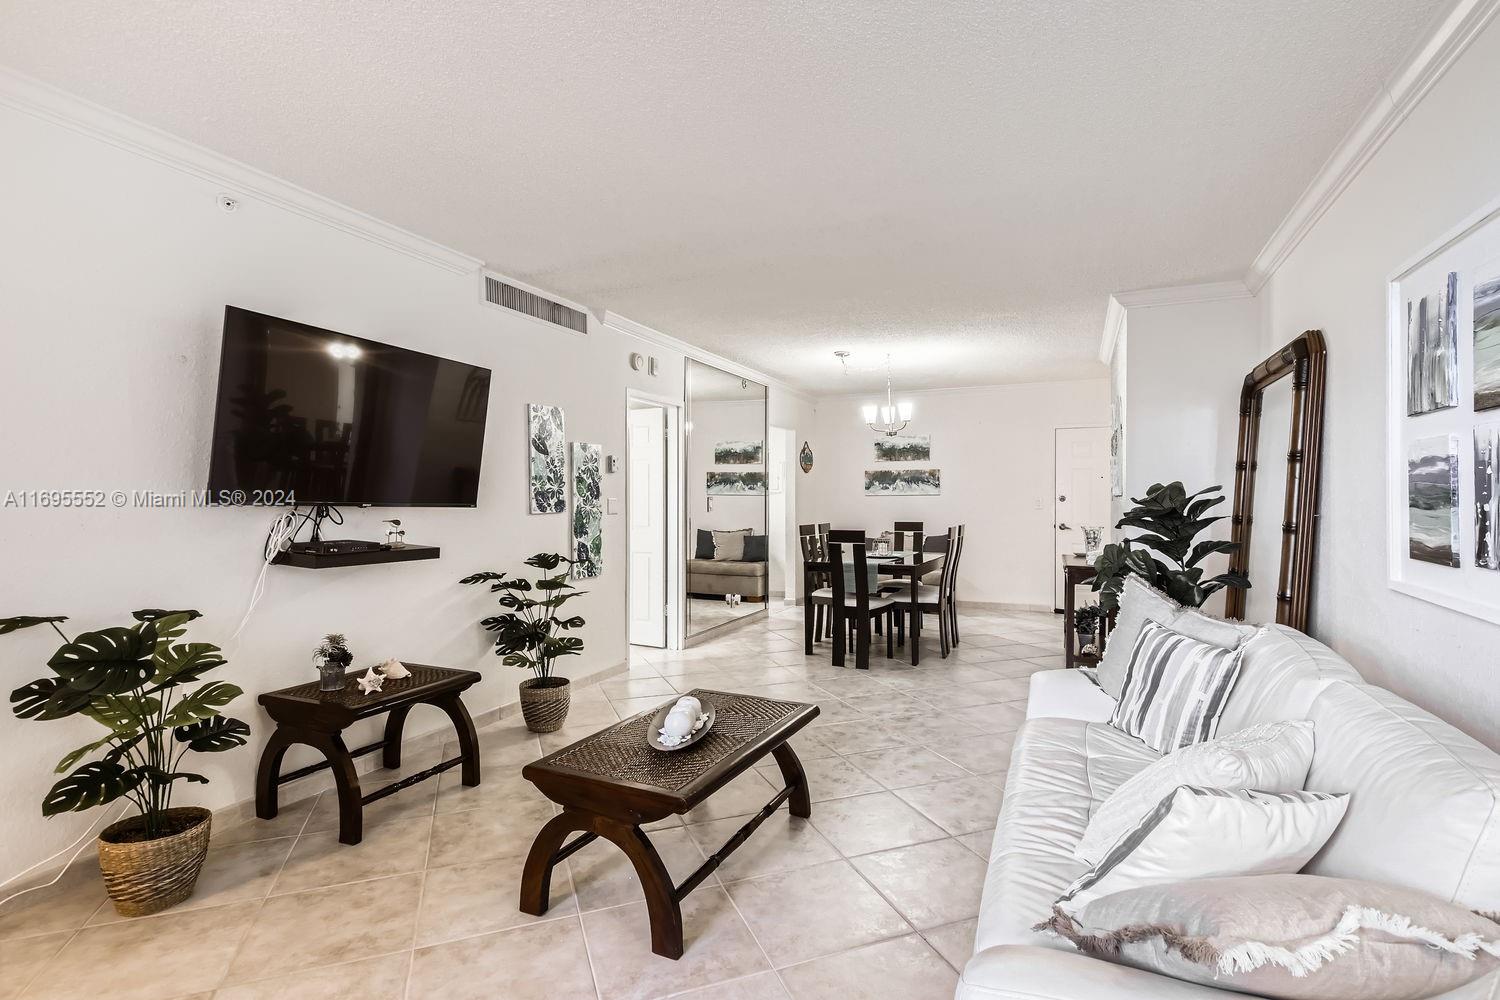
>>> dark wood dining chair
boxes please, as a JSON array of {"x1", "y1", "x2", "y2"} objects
[
  {"x1": 799, "y1": 527, "x2": 832, "y2": 644},
  {"x1": 894, "y1": 520, "x2": 924, "y2": 552},
  {"x1": 945, "y1": 524, "x2": 966, "y2": 646},
  {"x1": 895, "y1": 525, "x2": 962, "y2": 657},
  {"x1": 821, "y1": 530, "x2": 896, "y2": 669}
]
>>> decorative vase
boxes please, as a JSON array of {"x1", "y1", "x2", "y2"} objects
[
  {"x1": 518, "y1": 676, "x2": 571, "y2": 733},
  {"x1": 318, "y1": 659, "x2": 348, "y2": 692},
  {"x1": 1081, "y1": 526, "x2": 1104, "y2": 561},
  {"x1": 96, "y1": 806, "x2": 211, "y2": 917}
]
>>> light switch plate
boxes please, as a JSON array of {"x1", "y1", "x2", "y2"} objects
[{"x1": 606, "y1": 497, "x2": 620, "y2": 515}]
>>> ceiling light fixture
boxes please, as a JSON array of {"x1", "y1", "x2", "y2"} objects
[{"x1": 860, "y1": 354, "x2": 913, "y2": 436}]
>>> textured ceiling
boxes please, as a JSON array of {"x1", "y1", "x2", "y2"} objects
[{"x1": 0, "y1": 0, "x2": 1452, "y2": 393}]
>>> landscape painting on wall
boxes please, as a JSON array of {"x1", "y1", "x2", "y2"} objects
[
  {"x1": 1409, "y1": 434, "x2": 1460, "y2": 567},
  {"x1": 1406, "y1": 271, "x2": 1459, "y2": 415},
  {"x1": 864, "y1": 468, "x2": 941, "y2": 496},
  {"x1": 713, "y1": 440, "x2": 764, "y2": 465},
  {"x1": 571, "y1": 442, "x2": 603, "y2": 578},
  {"x1": 706, "y1": 471, "x2": 767, "y2": 495},
  {"x1": 1475, "y1": 262, "x2": 1500, "y2": 411},
  {"x1": 528, "y1": 403, "x2": 566, "y2": 514},
  {"x1": 872, "y1": 434, "x2": 931, "y2": 462}
]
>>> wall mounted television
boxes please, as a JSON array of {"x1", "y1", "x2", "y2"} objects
[{"x1": 207, "y1": 306, "x2": 491, "y2": 506}]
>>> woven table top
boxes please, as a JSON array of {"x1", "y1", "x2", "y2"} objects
[
  {"x1": 258, "y1": 664, "x2": 480, "y2": 727},
  {"x1": 534, "y1": 689, "x2": 813, "y2": 794}
]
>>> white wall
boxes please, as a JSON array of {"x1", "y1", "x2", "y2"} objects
[
  {"x1": 1249, "y1": 16, "x2": 1500, "y2": 750},
  {"x1": 807, "y1": 381, "x2": 1109, "y2": 608},
  {"x1": 0, "y1": 99, "x2": 808, "y2": 879}
]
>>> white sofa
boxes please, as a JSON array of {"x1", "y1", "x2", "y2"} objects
[{"x1": 957, "y1": 624, "x2": 1500, "y2": 1000}]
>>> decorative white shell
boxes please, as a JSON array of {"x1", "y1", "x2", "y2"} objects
[
  {"x1": 356, "y1": 670, "x2": 385, "y2": 695},
  {"x1": 380, "y1": 658, "x2": 411, "y2": 679}
]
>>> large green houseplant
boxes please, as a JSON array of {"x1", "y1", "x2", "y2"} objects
[
  {"x1": 1091, "y1": 482, "x2": 1250, "y2": 613},
  {"x1": 460, "y1": 553, "x2": 586, "y2": 733},
  {"x1": 4, "y1": 609, "x2": 248, "y2": 916}
]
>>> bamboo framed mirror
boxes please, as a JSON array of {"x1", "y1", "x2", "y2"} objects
[{"x1": 1225, "y1": 330, "x2": 1327, "y2": 631}]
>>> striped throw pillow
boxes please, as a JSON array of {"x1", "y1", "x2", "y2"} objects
[
  {"x1": 1110, "y1": 621, "x2": 1245, "y2": 752},
  {"x1": 1053, "y1": 786, "x2": 1349, "y2": 914}
]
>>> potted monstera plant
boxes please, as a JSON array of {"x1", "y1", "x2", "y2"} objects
[
  {"x1": 4, "y1": 609, "x2": 249, "y2": 916},
  {"x1": 460, "y1": 554, "x2": 586, "y2": 733}
]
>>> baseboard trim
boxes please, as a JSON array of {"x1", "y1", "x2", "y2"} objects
[{"x1": 957, "y1": 600, "x2": 1055, "y2": 614}]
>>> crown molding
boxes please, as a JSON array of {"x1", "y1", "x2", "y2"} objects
[
  {"x1": 601, "y1": 311, "x2": 816, "y2": 404},
  {"x1": 1099, "y1": 295, "x2": 1127, "y2": 365},
  {"x1": 1097, "y1": 279, "x2": 1251, "y2": 363},
  {"x1": 0, "y1": 66, "x2": 484, "y2": 276},
  {"x1": 1244, "y1": 0, "x2": 1500, "y2": 293}
]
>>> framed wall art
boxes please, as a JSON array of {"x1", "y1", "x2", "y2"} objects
[{"x1": 1387, "y1": 192, "x2": 1500, "y2": 623}]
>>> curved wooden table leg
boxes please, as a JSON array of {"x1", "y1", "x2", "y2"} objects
[
  {"x1": 597, "y1": 818, "x2": 683, "y2": 959},
  {"x1": 520, "y1": 812, "x2": 591, "y2": 916},
  {"x1": 304, "y1": 730, "x2": 363, "y2": 845},
  {"x1": 435, "y1": 693, "x2": 481, "y2": 787},
  {"x1": 254, "y1": 727, "x2": 296, "y2": 820},
  {"x1": 382, "y1": 704, "x2": 412, "y2": 769},
  {"x1": 770, "y1": 741, "x2": 811, "y2": 818}
]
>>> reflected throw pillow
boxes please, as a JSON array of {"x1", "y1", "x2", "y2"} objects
[
  {"x1": 1041, "y1": 874, "x2": 1500, "y2": 1000},
  {"x1": 1075, "y1": 719, "x2": 1315, "y2": 865},
  {"x1": 712, "y1": 528, "x2": 751, "y2": 561}
]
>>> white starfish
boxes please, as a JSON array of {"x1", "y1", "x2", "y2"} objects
[{"x1": 356, "y1": 670, "x2": 384, "y2": 695}]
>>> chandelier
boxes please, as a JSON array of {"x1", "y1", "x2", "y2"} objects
[{"x1": 847, "y1": 352, "x2": 913, "y2": 436}]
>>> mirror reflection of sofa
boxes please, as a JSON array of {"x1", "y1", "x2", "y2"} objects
[{"x1": 688, "y1": 528, "x2": 768, "y2": 601}]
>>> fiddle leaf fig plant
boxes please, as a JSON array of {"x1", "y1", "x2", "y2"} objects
[
  {"x1": 4, "y1": 609, "x2": 249, "y2": 839},
  {"x1": 460, "y1": 553, "x2": 586, "y2": 679},
  {"x1": 1091, "y1": 482, "x2": 1250, "y2": 613}
]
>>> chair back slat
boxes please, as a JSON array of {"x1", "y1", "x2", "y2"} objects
[
  {"x1": 827, "y1": 530, "x2": 875, "y2": 611},
  {"x1": 894, "y1": 520, "x2": 924, "y2": 553},
  {"x1": 943, "y1": 524, "x2": 966, "y2": 604}
]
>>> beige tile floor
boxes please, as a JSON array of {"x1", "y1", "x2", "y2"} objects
[{"x1": 0, "y1": 605, "x2": 1063, "y2": 1000}]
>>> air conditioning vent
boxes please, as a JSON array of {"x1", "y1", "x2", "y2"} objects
[{"x1": 483, "y1": 274, "x2": 587, "y2": 333}]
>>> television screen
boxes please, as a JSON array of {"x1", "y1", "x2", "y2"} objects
[{"x1": 207, "y1": 306, "x2": 490, "y2": 506}]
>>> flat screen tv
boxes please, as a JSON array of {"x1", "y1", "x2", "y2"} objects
[{"x1": 207, "y1": 306, "x2": 491, "y2": 506}]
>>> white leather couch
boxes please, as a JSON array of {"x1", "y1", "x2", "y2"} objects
[{"x1": 957, "y1": 624, "x2": 1500, "y2": 999}]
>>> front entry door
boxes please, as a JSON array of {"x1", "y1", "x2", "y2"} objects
[
  {"x1": 1055, "y1": 426, "x2": 1111, "y2": 610},
  {"x1": 628, "y1": 405, "x2": 667, "y2": 647}
]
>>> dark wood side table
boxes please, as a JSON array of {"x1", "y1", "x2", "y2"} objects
[
  {"x1": 1062, "y1": 556, "x2": 1100, "y2": 668},
  {"x1": 519, "y1": 689, "x2": 819, "y2": 959},
  {"x1": 255, "y1": 663, "x2": 481, "y2": 845}
]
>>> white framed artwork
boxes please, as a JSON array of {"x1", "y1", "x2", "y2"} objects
[{"x1": 1386, "y1": 192, "x2": 1500, "y2": 624}]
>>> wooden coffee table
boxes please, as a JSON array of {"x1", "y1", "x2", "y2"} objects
[{"x1": 519, "y1": 689, "x2": 819, "y2": 959}]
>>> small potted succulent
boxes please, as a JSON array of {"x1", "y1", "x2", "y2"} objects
[
  {"x1": 4, "y1": 609, "x2": 249, "y2": 916},
  {"x1": 461, "y1": 554, "x2": 586, "y2": 733},
  {"x1": 313, "y1": 633, "x2": 353, "y2": 691}
]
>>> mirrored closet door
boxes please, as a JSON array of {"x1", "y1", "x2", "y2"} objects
[{"x1": 684, "y1": 358, "x2": 768, "y2": 639}]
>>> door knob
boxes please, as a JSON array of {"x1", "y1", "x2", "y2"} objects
[{"x1": 1058, "y1": 523, "x2": 1072, "y2": 531}]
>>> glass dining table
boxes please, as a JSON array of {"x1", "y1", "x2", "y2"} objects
[{"x1": 801, "y1": 545, "x2": 946, "y2": 666}]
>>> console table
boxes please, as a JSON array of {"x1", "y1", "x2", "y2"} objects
[
  {"x1": 255, "y1": 663, "x2": 481, "y2": 845},
  {"x1": 519, "y1": 689, "x2": 818, "y2": 959}
]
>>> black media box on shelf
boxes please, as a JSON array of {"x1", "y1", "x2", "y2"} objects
[{"x1": 288, "y1": 539, "x2": 388, "y2": 556}]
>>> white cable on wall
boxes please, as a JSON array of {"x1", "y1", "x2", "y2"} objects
[
  {"x1": 0, "y1": 803, "x2": 128, "y2": 907},
  {"x1": 230, "y1": 510, "x2": 300, "y2": 640}
]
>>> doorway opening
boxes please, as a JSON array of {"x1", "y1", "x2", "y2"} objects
[
  {"x1": 1054, "y1": 425, "x2": 1111, "y2": 612},
  {"x1": 627, "y1": 393, "x2": 681, "y2": 649}
]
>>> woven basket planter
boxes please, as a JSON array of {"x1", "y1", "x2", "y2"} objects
[
  {"x1": 519, "y1": 676, "x2": 571, "y2": 733},
  {"x1": 97, "y1": 806, "x2": 211, "y2": 917}
]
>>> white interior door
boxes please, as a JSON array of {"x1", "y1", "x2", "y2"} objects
[
  {"x1": 1055, "y1": 426, "x2": 1111, "y2": 609},
  {"x1": 628, "y1": 405, "x2": 667, "y2": 647}
]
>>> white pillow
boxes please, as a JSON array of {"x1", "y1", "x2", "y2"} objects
[
  {"x1": 1074, "y1": 719, "x2": 1315, "y2": 865},
  {"x1": 1110, "y1": 621, "x2": 1248, "y2": 753},
  {"x1": 1098, "y1": 576, "x2": 1256, "y2": 700},
  {"x1": 1056, "y1": 786, "x2": 1348, "y2": 914}
]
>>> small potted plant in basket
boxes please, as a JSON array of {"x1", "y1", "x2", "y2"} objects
[
  {"x1": 460, "y1": 553, "x2": 586, "y2": 733},
  {"x1": 4, "y1": 609, "x2": 249, "y2": 916}
]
